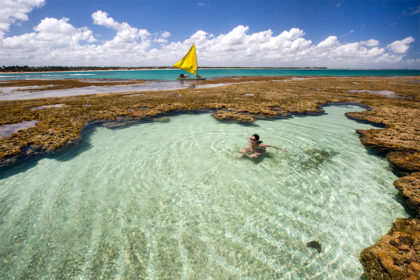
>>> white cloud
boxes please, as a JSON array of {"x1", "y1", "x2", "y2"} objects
[
  {"x1": 0, "y1": 0, "x2": 45, "y2": 37},
  {"x1": 92, "y1": 10, "x2": 150, "y2": 48},
  {"x1": 387, "y1": 36, "x2": 414, "y2": 54},
  {"x1": 0, "y1": 10, "x2": 418, "y2": 69},
  {"x1": 3, "y1": 17, "x2": 95, "y2": 47},
  {"x1": 154, "y1": 31, "x2": 171, "y2": 44},
  {"x1": 92, "y1": 10, "x2": 120, "y2": 30},
  {"x1": 360, "y1": 39, "x2": 379, "y2": 47},
  {"x1": 35, "y1": 17, "x2": 96, "y2": 44},
  {"x1": 317, "y1": 36, "x2": 339, "y2": 48}
]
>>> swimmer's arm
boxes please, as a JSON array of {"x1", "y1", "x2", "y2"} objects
[{"x1": 260, "y1": 144, "x2": 287, "y2": 152}]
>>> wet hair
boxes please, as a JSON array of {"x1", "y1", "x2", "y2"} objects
[{"x1": 252, "y1": 134, "x2": 263, "y2": 144}]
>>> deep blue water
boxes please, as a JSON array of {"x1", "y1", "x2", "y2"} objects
[{"x1": 0, "y1": 68, "x2": 419, "y2": 81}]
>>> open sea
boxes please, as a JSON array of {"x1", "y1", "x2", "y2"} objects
[{"x1": 0, "y1": 68, "x2": 419, "y2": 81}]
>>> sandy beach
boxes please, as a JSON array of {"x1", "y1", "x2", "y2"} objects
[{"x1": 0, "y1": 76, "x2": 419, "y2": 278}]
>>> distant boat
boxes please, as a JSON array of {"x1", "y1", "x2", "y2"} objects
[{"x1": 174, "y1": 44, "x2": 206, "y2": 80}]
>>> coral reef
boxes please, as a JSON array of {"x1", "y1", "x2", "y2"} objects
[
  {"x1": 212, "y1": 111, "x2": 255, "y2": 123},
  {"x1": 1, "y1": 75, "x2": 419, "y2": 278},
  {"x1": 0, "y1": 79, "x2": 144, "y2": 92},
  {"x1": 360, "y1": 218, "x2": 420, "y2": 280},
  {"x1": 394, "y1": 172, "x2": 420, "y2": 216},
  {"x1": 387, "y1": 151, "x2": 420, "y2": 172}
]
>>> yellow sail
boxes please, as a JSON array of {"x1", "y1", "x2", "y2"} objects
[{"x1": 173, "y1": 44, "x2": 197, "y2": 75}]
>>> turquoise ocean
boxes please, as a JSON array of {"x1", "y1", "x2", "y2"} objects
[{"x1": 0, "y1": 68, "x2": 419, "y2": 80}]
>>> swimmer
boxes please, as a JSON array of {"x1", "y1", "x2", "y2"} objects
[{"x1": 239, "y1": 134, "x2": 285, "y2": 158}]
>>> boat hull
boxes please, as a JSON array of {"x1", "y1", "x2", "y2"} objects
[{"x1": 176, "y1": 77, "x2": 206, "y2": 80}]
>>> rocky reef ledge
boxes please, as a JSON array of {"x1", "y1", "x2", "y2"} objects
[
  {"x1": 360, "y1": 218, "x2": 420, "y2": 280},
  {"x1": 1, "y1": 76, "x2": 419, "y2": 278}
]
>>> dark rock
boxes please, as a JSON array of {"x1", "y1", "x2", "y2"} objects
[{"x1": 306, "y1": 240, "x2": 322, "y2": 253}]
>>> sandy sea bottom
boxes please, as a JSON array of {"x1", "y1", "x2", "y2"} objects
[{"x1": 0, "y1": 105, "x2": 408, "y2": 279}]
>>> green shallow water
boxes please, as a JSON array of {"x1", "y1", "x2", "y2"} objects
[{"x1": 0, "y1": 105, "x2": 408, "y2": 279}]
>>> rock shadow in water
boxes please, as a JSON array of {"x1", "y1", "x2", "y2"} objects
[
  {"x1": 0, "y1": 157, "x2": 39, "y2": 180},
  {"x1": 298, "y1": 149, "x2": 338, "y2": 170},
  {"x1": 52, "y1": 140, "x2": 93, "y2": 162},
  {"x1": 51, "y1": 125, "x2": 97, "y2": 162}
]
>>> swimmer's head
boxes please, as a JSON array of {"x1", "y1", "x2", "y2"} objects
[{"x1": 251, "y1": 134, "x2": 262, "y2": 144}]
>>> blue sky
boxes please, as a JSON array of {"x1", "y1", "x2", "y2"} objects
[{"x1": 1, "y1": 0, "x2": 419, "y2": 68}]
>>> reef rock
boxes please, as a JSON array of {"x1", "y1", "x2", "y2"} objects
[
  {"x1": 212, "y1": 111, "x2": 255, "y2": 123},
  {"x1": 394, "y1": 172, "x2": 420, "y2": 216},
  {"x1": 360, "y1": 218, "x2": 420, "y2": 280},
  {"x1": 387, "y1": 151, "x2": 420, "y2": 172}
]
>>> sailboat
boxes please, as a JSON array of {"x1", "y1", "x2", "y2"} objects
[{"x1": 174, "y1": 44, "x2": 206, "y2": 80}]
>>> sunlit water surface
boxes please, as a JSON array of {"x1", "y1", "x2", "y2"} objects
[{"x1": 0, "y1": 105, "x2": 408, "y2": 279}]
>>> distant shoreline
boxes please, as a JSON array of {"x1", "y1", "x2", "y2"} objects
[
  {"x1": 1, "y1": 66, "x2": 330, "y2": 74},
  {"x1": 2, "y1": 67, "x2": 420, "y2": 75}
]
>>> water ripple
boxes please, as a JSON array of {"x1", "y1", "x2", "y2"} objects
[{"x1": 0, "y1": 106, "x2": 408, "y2": 279}]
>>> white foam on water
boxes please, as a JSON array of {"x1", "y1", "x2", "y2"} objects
[
  {"x1": 0, "y1": 105, "x2": 408, "y2": 279},
  {"x1": 0, "y1": 81, "x2": 227, "y2": 100}
]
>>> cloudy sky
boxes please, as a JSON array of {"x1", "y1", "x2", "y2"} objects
[{"x1": 1, "y1": 0, "x2": 419, "y2": 68}]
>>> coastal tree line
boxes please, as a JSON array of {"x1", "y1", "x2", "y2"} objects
[{"x1": 0, "y1": 66, "x2": 172, "y2": 72}]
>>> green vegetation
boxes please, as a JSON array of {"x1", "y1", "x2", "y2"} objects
[{"x1": 0, "y1": 66, "x2": 171, "y2": 72}]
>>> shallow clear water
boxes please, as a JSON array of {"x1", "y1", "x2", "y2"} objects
[
  {"x1": 0, "y1": 105, "x2": 408, "y2": 279},
  {"x1": 0, "y1": 68, "x2": 419, "y2": 80},
  {"x1": 0, "y1": 120, "x2": 38, "y2": 138},
  {"x1": 0, "y1": 81, "x2": 224, "y2": 101}
]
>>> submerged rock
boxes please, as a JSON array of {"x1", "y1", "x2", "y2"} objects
[
  {"x1": 306, "y1": 240, "x2": 322, "y2": 253},
  {"x1": 152, "y1": 116, "x2": 169, "y2": 123},
  {"x1": 360, "y1": 218, "x2": 420, "y2": 280},
  {"x1": 299, "y1": 149, "x2": 338, "y2": 170},
  {"x1": 212, "y1": 111, "x2": 255, "y2": 123},
  {"x1": 103, "y1": 117, "x2": 139, "y2": 129}
]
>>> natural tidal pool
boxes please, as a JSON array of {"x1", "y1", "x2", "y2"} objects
[{"x1": 0, "y1": 105, "x2": 408, "y2": 279}]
